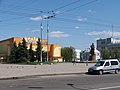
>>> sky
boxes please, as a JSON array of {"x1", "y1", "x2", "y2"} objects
[{"x1": 0, "y1": 0, "x2": 120, "y2": 50}]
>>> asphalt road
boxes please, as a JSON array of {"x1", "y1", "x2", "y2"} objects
[{"x1": 0, "y1": 73, "x2": 120, "y2": 90}]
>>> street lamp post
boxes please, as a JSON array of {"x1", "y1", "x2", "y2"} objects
[
  {"x1": 40, "y1": 21, "x2": 43, "y2": 62},
  {"x1": 43, "y1": 14, "x2": 55, "y2": 62},
  {"x1": 46, "y1": 20, "x2": 49, "y2": 62}
]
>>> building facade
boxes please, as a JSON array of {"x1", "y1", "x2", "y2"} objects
[
  {"x1": 97, "y1": 37, "x2": 120, "y2": 52},
  {"x1": 0, "y1": 37, "x2": 62, "y2": 62},
  {"x1": 80, "y1": 48, "x2": 90, "y2": 62}
]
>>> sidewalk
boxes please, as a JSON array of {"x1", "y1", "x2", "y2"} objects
[{"x1": 0, "y1": 63, "x2": 94, "y2": 79}]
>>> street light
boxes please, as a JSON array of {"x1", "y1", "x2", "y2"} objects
[
  {"x1": 46, "y1": 20, "x2": 49, "y2": 62},
  {"x1": 42, "y1": 14, "x2": 55, "y2": 62},
  {"x1": 40, "y1": 21, "x2": 43, "y2": 62}
]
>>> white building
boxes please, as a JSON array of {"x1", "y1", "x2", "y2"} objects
[
  {"x1": 95, "y1": 48, "x2": 101, "y2": 61},
  {"x1": 80, "y1": 48, "x2": 90, "y2": 61},
  {"x1": 75, "y1": 49, "x2": 81, "y2": 61},
  {"x1": 97, "y1": 37, "x2": 120, "y2": 52}
]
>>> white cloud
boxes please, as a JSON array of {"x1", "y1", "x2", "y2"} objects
[
  {"x1": 75, "y1": 26, "x2": 80, "y2": 29},
  {"x1": 87, "y1": 30, "x2": 120, "y2": 37},
  {"x1": 31, "y1": 30, "x2": 40, "y2": 32},
  {"x1": 87, "y1": 31, "x2": 108, "y2": 35},
  {"x1": 112, "y1": 31, "x2": 120, "y2": 36},
  {"x1": 77, "y1": 16, "x2": 87, "y2": 22},
  {"x1": 88, "y1": 10, "x2": 92, "y2": 12},
  {"x1": 88, "y1": 9, "x2": 96, "y2": 13},
  {"x1": 30, "y1": 16, "x2": 42, "y2": 21},
  {"x1": 54, "y1": 11, "x2": 60, "y2": 14},
  {"x1": 49, "y1": 31, "x2": 70, "y2": 38},
  {"x1": 30, "y1": 15, "x2": 48, "y2": 21}
]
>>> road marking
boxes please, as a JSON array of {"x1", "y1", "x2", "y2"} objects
[{"x1": 91, "y1": 86, "x2": 120, "y2": 90}]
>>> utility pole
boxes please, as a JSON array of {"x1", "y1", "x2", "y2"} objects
[
  {"x1": 40, "y1": 21, "x2": 43, "y2": 62},
  {"x1": 46, "y1": 20, "x2": 49, "y2": 62},
  {"x1": 40, "y1": 10, "x2": 56, "y2": 62},
  {"x1": 39, "y1": 10, "x2": 56, "y2": 62},
  {"x1": 44, "y1": 15, "x2": 56, "y2": 62}
]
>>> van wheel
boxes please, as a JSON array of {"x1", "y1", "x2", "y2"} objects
[
  {"x1": 115, "y1": 69, "x2": 119, "y2": 74},
  {"x1": 99, "y1": 70, "x2": 103, "y2": 75}
]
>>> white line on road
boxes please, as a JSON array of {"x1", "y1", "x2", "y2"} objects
[{"x1": 91, "y1": 85, "x2": 120, "y2": 90}]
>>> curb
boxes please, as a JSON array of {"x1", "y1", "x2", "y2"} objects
[{"x1": 0, "y1": 72, "x2": 86, "y2": 80}]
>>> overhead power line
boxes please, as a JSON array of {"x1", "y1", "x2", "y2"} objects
[
  {"x1": 2, "y1": 16, "x2": 120, "y2": 30},
  {"x1": 40, "y1": 0, "x2": 82, "y2": 15},
  {"x1": 1, "y1": 0, "x2": 120, "y2": 30},
  {"x1": 53, "y1": 17, "x2": 120, "y2": 28},
  {"x1": 42, "y1": 0, "x2": 98, "y2": 16},
  {"x1": 52, "y1": 0, "x2": 81, "y2": 11},
  {"x1": 0, "y1": 0, "x2": 98, "y2": 23},
  {"x1": 59, "y1": 0, "x2": 98, "y2": 15}
]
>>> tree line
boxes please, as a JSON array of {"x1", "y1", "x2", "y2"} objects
[
  {"x1": 9, "y1": 38, "x2": 47, "y2": 63},
  {"x1": 101, "y1": 50, "x2": 120, "y2": 59},
  {"x1": 9, "y1": 38, "x2": 77, "y2": 63},
  {"x1": 61, "y1": 47, "x2": 77, "y2": 62}
]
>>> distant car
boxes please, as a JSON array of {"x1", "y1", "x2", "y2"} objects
[{"x1": 88, "y1": 59, "x2": 120, "y2": 75}]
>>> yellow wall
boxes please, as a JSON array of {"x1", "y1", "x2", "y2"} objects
[
  {"x1": 0, "y1": 38, "x2": 13, "y2": 56},
  {"x1": 13, "y1": 37, "x2": 22, "y2": 45},
  {"x1": 0, "y1": 40, "x2": 9, "y2": 55},
  {"x1": 53, "y1": 46, "x2": 61, "y2": 57}
]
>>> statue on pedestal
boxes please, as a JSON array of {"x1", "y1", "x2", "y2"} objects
[{"x1": 89, "y1": 43, "x2": 96, "y2": 61}]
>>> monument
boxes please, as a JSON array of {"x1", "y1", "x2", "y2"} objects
[{"x1": 89, "y1": 43, "x2": 97, "y2": 62}]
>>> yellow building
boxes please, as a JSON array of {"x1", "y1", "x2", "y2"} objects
[{"x1": 0, "y1": 37, "x2": 63, "y2": 62}]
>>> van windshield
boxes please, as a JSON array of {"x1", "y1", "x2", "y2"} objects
[{"x1": 95, "y1": 61, "x2": 105, "y2": 66}]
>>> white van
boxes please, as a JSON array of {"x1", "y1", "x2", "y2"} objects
[{"x1": 88, "y1": 59, "x2": 120, "y2": 75}]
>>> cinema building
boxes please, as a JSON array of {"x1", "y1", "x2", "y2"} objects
[{"x1": 0, "y1": 37, "x2": 63, "y2": 62}]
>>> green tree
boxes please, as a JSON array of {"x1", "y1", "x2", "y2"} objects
[
  {"x1": 101, "y1": 49, "x2": 120, "y2": 59},
  {"x1": 102, "y1": 50, "x2": 110, "y2": 59},
  {"x1": 117, "y1": 51, "x2": 120, "y2": 58},
  {"x1": 20, "y1": 38, "x2": 29, "y2": 62},
  {"x1": 9, "y1": 42, "x2": 18, "y2": 63},
  {"x1": 42, "y1": 51, "x2": 47, "y2": 62},
  {"x1": 112, "y1": 49, "x2": 120, "y2": 59},
  {"x1": 36, "y1": 38, "x2": 42, "y2": 62},
  {"x1": 61, "y1": 47, "x2": 76, "y2": 62},
  {"x1": 17, "y1": 42, "x2": 23, "y2": 62},
  {"x1": 71, "y1": 47, "x2": 77, "y2": 60},
  {"x1": 29, "y1": 43, "x2": 35, "y2": 62},
  {"x1": 14, "y1": 38, "x2": 29, "y2": 62}
]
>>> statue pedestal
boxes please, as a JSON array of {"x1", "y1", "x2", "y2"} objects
[{"x1": 92, "y1": 54, "x2": 97, "y2": 62}]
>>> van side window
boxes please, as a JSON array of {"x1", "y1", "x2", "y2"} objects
[
  {"x1": 111, "y1": 61, "x2": 118, "y2": 65},
  {"x1": 105, "y1": 62, "x2": 109, "y2": 66}
]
